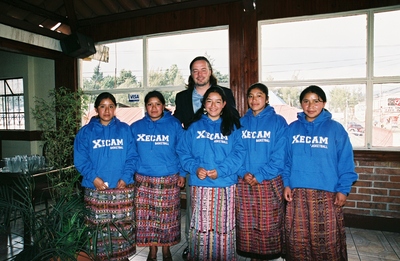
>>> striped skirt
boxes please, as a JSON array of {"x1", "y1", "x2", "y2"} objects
[
  {"x1": 284, "y1": 188, "x2": 347, "y2": 261},
  {"x1": 188, "y1": 185, "x2": 237, "y2": 261},
  {"x1": 235, "y1": 175, "x2": 284, "y2": 259},
  {"x1": 84, "y1": 187, "x2": 136, "y2": 261},
  {"x1": 134, "y1": 173, "x2": 181, "y2": 246}
]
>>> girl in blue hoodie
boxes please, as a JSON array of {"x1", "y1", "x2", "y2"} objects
[
  {"x1": 130, "y1": 91, "x2": 185, "y2": 261},
  {"x1": 236, "y1": 83, "x2": 287, "y2": 261},
  {"x1": 283, "y1": 85, "x2": 358, "y2": 261},
  {"x1": 177, "y1": 86, "x2": 245, "y2": 261},
  {"x1": 74, "y1": 92, "x2": 137, "y2": 261}
]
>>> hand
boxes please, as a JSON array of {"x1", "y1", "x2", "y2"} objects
[
  {"x1": 207, "y1": 169, "x2": 218, "y2": 180},
  {"x1": 177, "y1": 176, "x2": 186, "y2": 188},
  {"x1": 93, "y1": 177, "x2": 108, "y2": 190},
  {"x1": 284, "y1": 186, "x2": 293, "y2": 202},
  {"x1": 243, "y1": 173, "x2": 253, "y2": 184},
  {"x1": 334, "y1": 192, "x2": 347, "y2": 207},
  {"x1": 117, "y1": 179, "x2": 126, "y2": 189},
  {"x1": 196, "y1": 167, "x2": 207, "y2": 180}
]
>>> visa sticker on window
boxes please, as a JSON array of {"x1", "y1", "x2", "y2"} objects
[{"x1": 128, "y1": 93, "x2": 139, "y2": 102}]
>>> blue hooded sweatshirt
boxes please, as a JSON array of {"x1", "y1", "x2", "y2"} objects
[
  {"x1": 177, "y1": 114, "x2": 246, "y2": 188},
  {"x1": 282, "y1": 109, "x2": 358, "y2": 195},
  {"x1": 239, "y1": 105, "x2": 288, "y2": 182},
  {"x1": 130, "y1": 111, "x2": 185, "y2": 177},
  {"x1": 74, "y1": 116, "x2": 137, "y2": 189}
]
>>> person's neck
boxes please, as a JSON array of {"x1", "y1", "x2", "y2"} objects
[{"x1": 195, "y1": 84, "x2": 211, "y2": 96}]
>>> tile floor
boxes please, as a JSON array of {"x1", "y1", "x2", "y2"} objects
[{"x1": 1, "y1": 209, "x2": 399, "y2": 261}]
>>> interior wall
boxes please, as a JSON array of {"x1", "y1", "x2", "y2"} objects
[{"x1": 0, "y1": 50, "x2": 54, "y2": 157}]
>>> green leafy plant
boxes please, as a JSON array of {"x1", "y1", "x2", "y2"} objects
[
  {"x1": 1, "y1": 169, "x2": 93, "y2": 261},
  {"x1": 31, "y1": 86, "x2": 87, "y2": 199}
]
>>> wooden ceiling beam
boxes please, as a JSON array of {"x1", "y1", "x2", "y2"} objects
[
  {"x1": 0, "y1": 0, "x2": 69, "y2": 24},
  {"x1": 78, "y1": 0, "x2": 239, "y2": 27},
  {"x1": 0, "y1": 13, "x2": 66, "y2": 40},
  {"x1": 63, "y1": 0, "x2": 77, "y2": 31}
]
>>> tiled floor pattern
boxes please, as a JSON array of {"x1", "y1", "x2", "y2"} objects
[{"x1": 1, "y1": 209, "x2": 399, "y2": 261}]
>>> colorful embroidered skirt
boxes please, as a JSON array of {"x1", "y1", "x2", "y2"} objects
[
  {"x1": 188, "y1": 185, "x2": 237, "y2": 261},
  {"x1": 84, "y1": 187, "x2": 136, "y2": 261},
  {"x1": 134, "y1": 173, "x2": 181, "y2": 246},
  {"x1": 284, "y1": 188, "x2": 347, "y2": 261},
  {"x1": 235, "y1": 175, "x2": 284, "y2": 259}
]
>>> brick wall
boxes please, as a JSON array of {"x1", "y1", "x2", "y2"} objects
[{"x1": 344, "y1": 151, "x2": 400, "y2": 232}]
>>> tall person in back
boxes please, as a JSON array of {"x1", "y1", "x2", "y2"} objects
[
  {"x1": 173, "y1": 56, "x2": 239, "y2": 260},
  {"x1": 177, "y1": 86, "x2": 245, "y2": 261}
]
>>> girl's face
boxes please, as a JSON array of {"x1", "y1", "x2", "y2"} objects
[
  {"x1": 146, "y1": 97, "x2": 165, "y2": 121},
  {"x1": 248, "y1": 88, "x2": 269, "y2": 116},
  {"x1": 301, "y1": 92, "x2": 326, "y2": 122},
  {"x1": 204, "y1": 92, "x2": 226, "y2": 121},
  {"x1": 95, "y1": 98, "x2": 116, "y2": 126}
]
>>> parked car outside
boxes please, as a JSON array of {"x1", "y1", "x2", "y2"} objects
[{"x1": 347, "y1": 121, "x2": 364, "y2": 136}]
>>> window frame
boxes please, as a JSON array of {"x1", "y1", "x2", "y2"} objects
[
  {"x1": 0, "y1": 77, "x2": 25, "y2": 130},
  {"x1": 258, "y1": 6, "x2": 400, "y2": 151},
  {"x1": 79, "y1": 25, "x2": 229, "y2": 96}
]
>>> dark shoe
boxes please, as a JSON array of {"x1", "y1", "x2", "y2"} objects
[
  {"x1": 147, "y1": 256, "x2": 157, "y2": 261},
  {"x1": 181, "y1": 246, "x2": 189, "y2": 259},
  {"x1": 147, "y1": 252, "x2": 157, "y2": 261},
  {"x1": 163, "y1": 254, "x2": 173, "y2": 261}
]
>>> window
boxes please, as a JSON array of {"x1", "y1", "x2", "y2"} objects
[
  {"x1": 80, "y1": 27, "x2": 229, "y2": 125},
  {"x1": 260, "y1": 8, "x2": 400, "y2": 149},
  {"x1": 0, "y1": 78, "x2": 25, "y2": 130}
]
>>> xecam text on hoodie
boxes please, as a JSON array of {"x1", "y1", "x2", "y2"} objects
[
  {"x1": 292, "y1": 134, "x2": 328, "y2": 149},
  {"x1": 136, "y1": 134, "x2": 169, "y2": 145},
  {"x1": 196, "y1": 130, "x2": 228, "y2": 144},
  {"x1": 241, "y1": 130, "x2": 271, "y2": 143},
  {"x1": 92, "y1": 138, "x2": 124, "y2": 149}
]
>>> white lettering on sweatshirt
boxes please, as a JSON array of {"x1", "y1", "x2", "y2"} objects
[
  {"x1": 292, "y1": 134, "x2": 328, "y2": 148},
  {"x1": 196, "y1": 130, "x2": 228, "y2": 144},
  {"x1": 241, "y1": 130, "x2": 271, "y2": 142},
  {"x1": 136, "y1": 134, "x2": 170, "y2": 145},
  {"x1": 92, "y1": 139, "x2": 123, "y2": 149}
]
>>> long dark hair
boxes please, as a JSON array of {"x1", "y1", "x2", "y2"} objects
[
  {"x1": 190, "y1": 86, "x2": 241, "y2": 136},
  {"x1": 186, "y1": 56, "x2": 218, "y2": 90}
]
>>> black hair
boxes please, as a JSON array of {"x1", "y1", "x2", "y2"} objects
[
  {"x1": 247, "y1": 82, "x2": 269, "y2": 97},
  {"x1": 190, "y1": 86, "x2": 241, "y2": 136},
  {"x1": 144, "y1": 90, "x2": 170, "y2": 112},
  {"x1": 94, "y1": 92, "x2": 116, "y2": 108},
  {"x1": 186, "y1": 56, "x2": 218, "y2": 90},
  {"x1": 299, "y1": 85, "x2": 327, "y2": 103},
  {"x1": 145, "y1": 90, "x2": 166, "y2": 105}
]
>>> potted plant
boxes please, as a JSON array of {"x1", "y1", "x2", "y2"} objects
[{"x1": 0, "y1": 168, "x2": 92, "y2": 261}]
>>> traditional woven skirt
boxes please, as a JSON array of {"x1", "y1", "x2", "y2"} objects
[
  {"x1": 188, "y1": 185, "x2": 237, "y2": 261},
  {"x1": 134, "y1": 173, "x2": 181, "y2": 246},
  {"x1": 84, "y1": 187, "x2": 136, "y2": 261},
  {"x1": 284, "y1": 188, "x2": 347, "y2": 261},
  {"x1": 235, "y1": 175, "x2": 284, "y2": 259}
]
